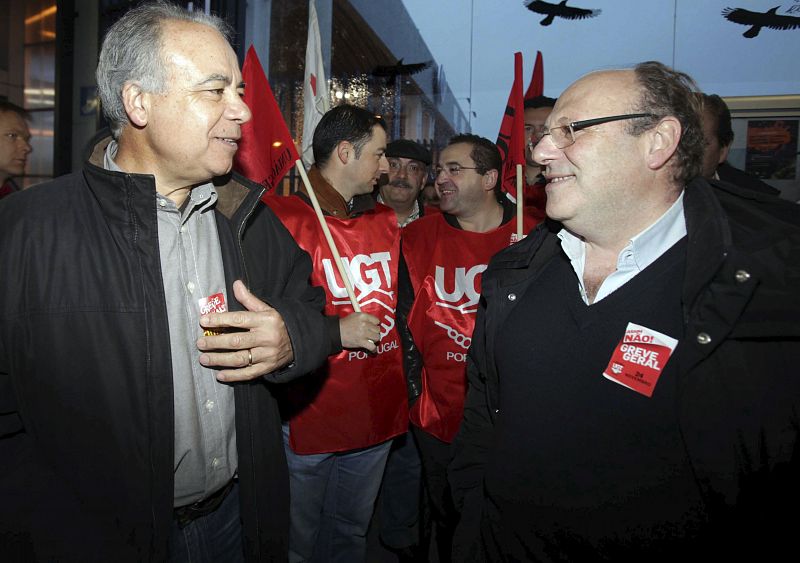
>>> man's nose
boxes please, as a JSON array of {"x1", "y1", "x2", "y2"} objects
[
  {"x1": 378, "y1": 154, "x2": 389, "y2": 174},
  {"x1": 532, "y1": 133, "x2": 558, "y2": 167},
  {"x1": 227, "y1": 93, "x2": 252, "y2": 124}
]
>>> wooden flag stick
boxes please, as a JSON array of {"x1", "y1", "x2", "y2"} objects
[
  {"x1": 294, "y1": 160, "x2": 361, "y2": 312},
  {"x1": 516, "y1": 163, "x2": 523, "y2": 239}
]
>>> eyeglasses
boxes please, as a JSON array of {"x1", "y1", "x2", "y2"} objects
[
  {"x1": 540, "y1": 113, "x2": 657, "y2": 149},
  {"x1": 434, "y1": 163, "x2": 479, "y2": 177}
]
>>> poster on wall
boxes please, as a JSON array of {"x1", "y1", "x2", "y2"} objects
[{"x1": 745, "y1": 120, "x2": 798, "y2": 180}]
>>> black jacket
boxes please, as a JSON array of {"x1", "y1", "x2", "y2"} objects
[
  {"x1": 448, "y1": 178, "x2": 800, "y2": 557},
  {"x1": 717, "y1": 161, "x2": 781, "y2": 196},
  {"x1": 0, "y1": 136, "x2": 329, "y2": 561}
]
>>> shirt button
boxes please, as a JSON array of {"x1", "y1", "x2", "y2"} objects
[
  {"x1": 205, "y1": 400, "x2": 215, "y2": 412},
  {"x1": 187, "y1": 281, "x2": 195, "y2": 294},
  {"x1": 158, "y1": 199, "x2": 166, "y2": 208},
  {"x1": 696, "y1": 332, "x2": 712, "y2": 345},
  {"x1": 180, "y1": 225, "x2": 187, "y2": 234},
  {"x1": 211, "y1": 457, "x2": 220, "y2": 468},
  {"x1": 734, "y1": 270, "x2": 751, "y2": 283},
  {"x1": 507, "y1": 293, "x2": 516, "y2": 301}
]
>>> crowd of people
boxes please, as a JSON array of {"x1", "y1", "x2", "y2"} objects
[{"x1": 1, "y1": 2, "x2": 798, "y2": 562}]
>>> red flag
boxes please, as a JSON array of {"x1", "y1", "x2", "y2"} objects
[
  {"x1": 495, "y1": 52, "x2": 525, "y2": 198},
  {"x1": 235, "y1": 46, "x2": 300, "y2": 194},
  {"x1": 524, "y1": 51, "x2": 544, "y2": 101}
]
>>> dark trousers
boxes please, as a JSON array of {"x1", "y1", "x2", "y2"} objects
[
  {"x1": 169, "y1": 481, "x2": 244, "y2": 563},
  {"x1": 380, "y1": 430, "x2": 424, "y2": 550},
  {"x1": 412, "y1": 425, "x2": 458, "y2": 563}
]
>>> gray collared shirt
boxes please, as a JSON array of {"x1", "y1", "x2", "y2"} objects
[{"x1": 104, "y1": 142, "x2": 237, "y2": 506}]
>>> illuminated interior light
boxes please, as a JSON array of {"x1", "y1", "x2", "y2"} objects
[{"x1": 25, "y1": 5, "x2": 57, "y2": 25}]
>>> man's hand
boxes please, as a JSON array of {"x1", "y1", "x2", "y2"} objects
[
  {"x1": 198, "y1": 280, "x2": 294, "y2": 382},
  {"x1": 339, "y1": 312, "x2": 381, "y2": 353}
]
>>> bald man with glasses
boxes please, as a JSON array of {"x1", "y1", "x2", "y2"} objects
[{"x1": 449, "y1": 61, "x2": 800, "y2": 561}]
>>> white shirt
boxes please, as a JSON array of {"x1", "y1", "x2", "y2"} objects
[{"x1": 558, "y1": 192, "x2": 687, "y2": 305}]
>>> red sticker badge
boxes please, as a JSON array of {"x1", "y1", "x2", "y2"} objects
[
  {"x1": 603, "y1": 322, "x2": 678, "y2": 398},
  {"x1": 199, "y1": 292, "x2": 227, "y2": 336}
]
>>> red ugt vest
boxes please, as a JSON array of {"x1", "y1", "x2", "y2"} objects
[
  {"x1": 265, "y1": 195, "x2": 407, "y2": 454},
  {"x1": 403, "y1": 210, "x2": 541, "y2": 442}
]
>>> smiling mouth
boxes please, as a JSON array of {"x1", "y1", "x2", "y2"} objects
[
  {"x1": 215, "y1": 137, "x2": 240, "y2": 149},
  {"x1": 545, "y1": 174, "x2": 575, "y2": 184}
]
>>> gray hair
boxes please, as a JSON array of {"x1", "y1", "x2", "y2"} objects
[
  {"x1": 628, "y1": 61, "x2": 704, "y2": 188},
  {"x1": 96, "y1": 1, "x2": 232, "y2": 139}
]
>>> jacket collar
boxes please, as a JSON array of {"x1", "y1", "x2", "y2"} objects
[
  {"x1": 302, "y1": 165, "x2": 351, "y2": 217},
  {"x1": 300, "y1": 165, "x2": 375, "y2": 218},
  {"x1": 681, "y1": 177, "x2": 732, "y2": 312},
  {"x1": 486, "y1": 219, "x2": 561, "y2": 277},
  {"x1": 82, "y1": 131, "x2": 264, "y2": 228},
  {"x1": 486, "y1": 179, "x2": 732, "y2": 293}
]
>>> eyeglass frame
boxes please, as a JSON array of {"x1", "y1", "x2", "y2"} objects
[
  {"x1": 434, "y1": 163, "x2": 481, "y2": 177},
  {"x1": 538, "y1": 113, "x2": 657, "y2": 149}
]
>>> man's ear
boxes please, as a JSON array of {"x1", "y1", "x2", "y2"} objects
[
  {"x1": 719, "y1": 142, "x2": 731, "y2": 165},
  {"x1": 482, "y1": 169, "x2": 499, "y2": 192},
  {"x1": 121, "y1": 81, "x2": 149, "y2": 128},
  {"x1": 646, "y1": 116, "x2": 681, "y2": 171},
  {"x1": 336, "y1": 141, "x2": 353, "y2": 165}
]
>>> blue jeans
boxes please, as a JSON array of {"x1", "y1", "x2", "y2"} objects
[
  {"x1": 283, "y1": 424, "x2": 392, "y2": 563},
  {"x1": 169, "y1": 481, "x2": 244, "y2": 563}
]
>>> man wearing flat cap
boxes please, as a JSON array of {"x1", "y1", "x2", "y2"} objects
[
  {"x1": 374, "y1": 139, "x2": 431, "y2": 560},
  {"x1": 377, "y1": 139, "x2": 432, "y2": 227}
]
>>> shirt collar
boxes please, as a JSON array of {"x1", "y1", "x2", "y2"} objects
[
  {"x1": 377, "y1": 193, "x2": 420, "y2": 227},
  {"x1": 558, "y1": 191, "x2": 687, "y2": 275},
  {"x1": 103, "y1": 140, "x2": 218, "y2": 221}
]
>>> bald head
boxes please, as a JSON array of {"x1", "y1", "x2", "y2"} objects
[
  {"x1": 532, "y1": 64, "x2": 692, "y2": 247},
  {"x1": 555, "y1": 69, "x2": 640, "y2": 119}
]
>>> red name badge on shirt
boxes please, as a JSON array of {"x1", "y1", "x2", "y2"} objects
[
  {"x1": 199, "y1": 292, "x2": 227, "y2": 336},
  {"x1": 603, "y1": 322, "x2": 678, "y2": 398}
]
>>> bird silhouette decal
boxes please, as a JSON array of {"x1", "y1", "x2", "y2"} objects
[
  {"x1": 371, "y1": 59, "x2": 432, "y2": 80},
  {"x1": 524, "y1": 0, "x2": 601, "y2": 26},
  {"x1": 722, "y1": 6, "x2": 800, "y2": 38}
]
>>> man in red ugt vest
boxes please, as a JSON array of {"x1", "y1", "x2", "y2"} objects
[
  {"x1": 398, "y1": 134, "x2": 542, "y2": 561},
  {"x1": 265, "y1": 105, "x2": 407, "y2": 563}
]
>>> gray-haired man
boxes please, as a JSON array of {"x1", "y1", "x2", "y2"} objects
[{"x1": 0, "y1": 2, "x2": 329, "y2": 561}]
